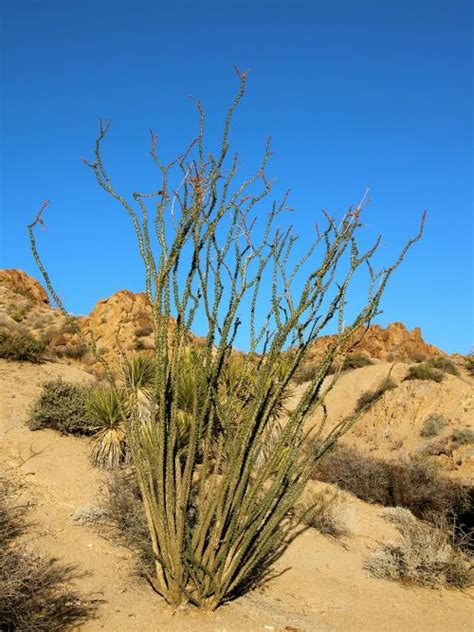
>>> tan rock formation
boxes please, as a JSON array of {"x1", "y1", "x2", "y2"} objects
[
  {"x1": 0, "y1": 269, "x2": 49, "y2": 305},
  {"x1": 308, "y1": 321, "x2": 444, "y2": 363}
]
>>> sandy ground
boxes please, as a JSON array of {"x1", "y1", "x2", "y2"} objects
[{"x1": 1, "y1": 358, "x2": 473, "y2": 631}]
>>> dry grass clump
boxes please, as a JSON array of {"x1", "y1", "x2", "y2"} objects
[
  {"x1": 292, "y1": 353, "x2": 374, "y2": 385},
  {"x1": 420, "y1": 413, "x2": 448, "y2": 438},
  {"x1": 404, "y1": 362, "x2": 444, "y2": 383},
  {"x1": 0, "y1": 329, "x2": 45, "y2": 363},
  {"x1": 465, "y1": 352, "x2": 474, "y2": 376},
  {"x1": 102, "y1": 470, "x2": 153, "y2": 571},
  {"x1": 57, "y1": 343, "x2": 87, "y2": 360},
  {"x1": 354, "y1": 378, "x2": 396, "y2": 414},
  {"x1": 292, "y1": 364, "x2": 319, "y2": 385},
  {"x1": 0, "y1": 472, "x2": 95, "y2": 631},
  {"x1": 364, "y1": 509, "x2": 473, "y2": 588},
  {"x1": 0, "y1": 473, "x2": 27, "y2": 547},
  {"x1": 341, "y1": 353, "x2": 373, "y2": 371},
  {"x1": 297, "y1": 487, "x2": 351, "y2": 538},
  {"x1": 0, "y1": 549, "x2": 96, "y2": 631},
  {"x1": 312, "y1": 447, "x2": 472, "y2": 531},
  {"x1": 27, "y1": 378, "x2": 95, "y2": 435}
]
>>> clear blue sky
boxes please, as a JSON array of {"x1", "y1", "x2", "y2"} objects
[{"x1": 1, "y1": 0, "x2": 472, "y2": 353}]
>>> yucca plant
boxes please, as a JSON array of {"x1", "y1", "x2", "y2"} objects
[
  {"x1": 121, "y1": 353, "x2": 156, "y2": 423},
  {"x1": 87, "y1": 388, "x2": 128, "y2": 469},
  {"x1": 29, "y1": 69, "x2": 424, "y2": 609}
]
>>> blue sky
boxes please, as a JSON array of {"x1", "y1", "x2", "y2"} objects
[{"x1": 1, "y1": 0, "x2": 472, "y2": 353}]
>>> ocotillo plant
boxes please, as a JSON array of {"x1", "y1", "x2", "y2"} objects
[{"x1": 29, "y1": 69, "x2": 425, "y2": 610}]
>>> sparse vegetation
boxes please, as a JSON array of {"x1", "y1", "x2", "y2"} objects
[
  {"x1": 404, "y1": 362, "x2": 444, "y2": 383},
  {"x1": 0, "y1": 329, "x2": 45, "y2": 363},
  {"x1": 102, "y1": 469, "x2": 153, "y2": 571},
  {"x1": 297, "y1": 487, "x2": 351, "y2": 538},
  {"x1": 134, "y1": 323, "x2": 153, "y2": 337},
  {"x1": 57, "y1": 343, "x2": 87, "y2": 360},
  {"x1": 27, "y1": 378, "x2": 95, "y2": 435},
  {"x1": 354, "y1": 378, "x2": 396, "y2": 414},
  {"x1": 427, "y1": 357, "x2": 459, "y2": 376},
  {"x1": 420, "y1": 413, "x2": 448, "y2": 438},
  {"x1": 365, "y1": 509, "x2": 473, "y2": 588},
  {"x1": 292, "y1": 363, "x2": 319, "y2": 385},
  {"x1": 0, "y1": 471, "x2": 95, "y2": 631},
  {"x1": 465, "y1": 352, "x2": 474, "y2": 376},
  {"x1": 312, "y1": 446, "x2": 472, "y2": 533},
  {"x1": 342, "y1": 353, "x2": 373, "y2": 371},
  {"x1": 293, "y1": 353, "x2": 374, "y2": 385},
  {"x1": 452, "y1": 427, "x2": 474, "y2": 445}
]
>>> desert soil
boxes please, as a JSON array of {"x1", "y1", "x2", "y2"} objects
[{"x1": 0, "y1": 358, "x2": 473, "y2": 631}]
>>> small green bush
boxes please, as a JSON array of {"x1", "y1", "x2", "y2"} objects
[
  {"x1": 420, "y1": 413, "x2": 449, "y2": 438},
  {"x1": 354, "y1": 378, "x2": 396, "y2": 414},
  {"x1": 427, "y1": 357, "x2": 459, "y2": 376},
  {"x1": 404, "y1": 363, "x2": 444, "y2": 383},
  {"x1": 342, "y1": 353, "x2": 373, "y2": 371},
  {"x1": 0, "y1": 330, "x2": 45, "y2": 363},
  {"x1": 452, "y1": 427, "x2": 474, "y2": 445},
  {"x1": 27, "y1": 379, "x2": 95, "y2": 435}
]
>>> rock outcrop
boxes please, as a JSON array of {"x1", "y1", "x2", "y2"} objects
[
  {"x1": 309, "y1": 321, "x2": 444, "y2": 363},
  {"x1": 0, "y1": 268, "x2": 451, "y2": 370},
  {"x1": 0, "y1": 269, "x2": 49, "y2": 305}
]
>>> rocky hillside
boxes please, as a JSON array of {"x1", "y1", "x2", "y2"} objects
[
  {"x1": 0, "y1": 269, "x2": 451, "y2": 372},
  {"x1": 0, "y1": 356, "x2": 472, "y2": 631},
  {"x1": 307, "y1": 321, "x2": 444, "y2": 364}
]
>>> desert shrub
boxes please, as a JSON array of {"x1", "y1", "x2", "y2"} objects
[
  {"x1": 313, "y1": 447, "x2": 471, "y2": 531},
  {"x1": 59, "y1": 319, "x2": 79, "y2": 335},
  {"x1": 0, "y1": 474, "x2": 27, "y2": 547},
  {"x1": 135, "y1": 323, "x2": 153, "y2": 337},
  {"x1": 404, "y1": 363, "x2": 444, "y2": 383},
  {"x1": 297, "y1": 487, "x2": 351, "y2": 537},
  {"x1": 427, "y1": 357, "x2": 459, "y2": 376},
  {"x1": 364, "y1": 509, "x2": 473, "y2": 588},
  {"x1": 27, "y1": 378, "x2": 95, "y2": 435},
  {"x1": 102, "y1": 470, "x2": 153, "y2": 571},
  {"x1": 292, "y1": 364, "x2": 319, "y2": 385},
  {"x1": 452, "y1": 427, "x2": 474, "y2": 445},
  {"x1": 420, "y1": 413, "x2": 448, "y2": 438},
  {"x1": 354, "y1": 378, "x2": 396, "y2": 414},
  {"x1": 465, "y1": 352, "x2": 474, "y2": 376},
  {"x1": 0, "y1": 330, "x2": 45, "y2": 363},
  {"x1": 0, "y1": 473, "x2": 95, "y2": 631},
  {"x1": 29, "y1": 71, "x2": 424, "y2": 610},
  {"x1": 0, "y1": 549, "x2": 95, "y2": 631},
  {"x1": 87, "y1": 388, "x2": 128, "y2": 469},
  {"x1": 40, "y1": 327, "x2": 56, "y2": 346},
  {"x1": 342, "y1": 353, "x2": 373, "y2": 371},
  {"x1": 57, "y1": 343, "x2": 87, "y2": 359}
]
